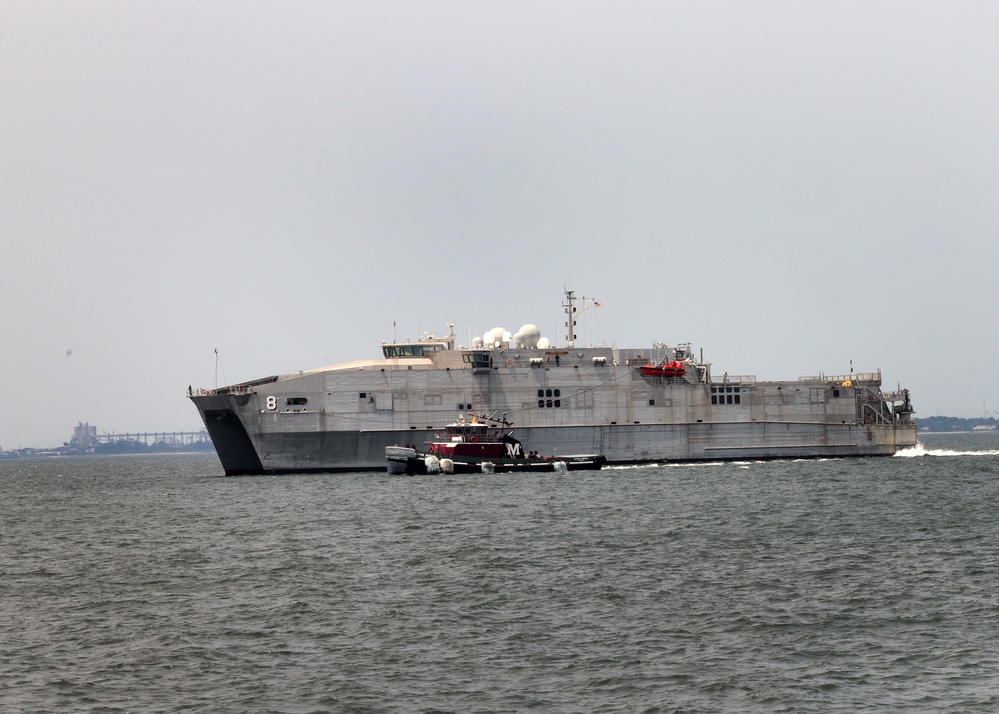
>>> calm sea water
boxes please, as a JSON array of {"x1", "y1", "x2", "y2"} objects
[{"x1": 3, "y1": 433, "x2": 999, "y2": 713}]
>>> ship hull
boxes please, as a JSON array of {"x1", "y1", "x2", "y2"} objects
[
  {"x1": 385, "y1": 445, "x2": 607, "y2": 475},
  {"x1": 192, "y1": 392, "x2": 916, "y2": 475}
]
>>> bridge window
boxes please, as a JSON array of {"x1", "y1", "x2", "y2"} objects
[
  {"x1": 383, "y1": 345, "x2": 429, "y2": 358},
  {"x1": 286, "y1": 397, "x2": 308, "y2": 406}
]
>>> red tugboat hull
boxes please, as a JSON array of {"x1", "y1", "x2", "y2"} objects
[{"x1": 386, "y1": 446, "x2": 607, "y2": 475}]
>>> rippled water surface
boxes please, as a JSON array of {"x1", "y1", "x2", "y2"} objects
[{"x1": 3, "y1": 433, "x2": 999, "y2": 713}]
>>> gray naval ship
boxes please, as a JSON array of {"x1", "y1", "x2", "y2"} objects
[{"x1": 190, "y1": 290, "x2": 917, "y2": 475}]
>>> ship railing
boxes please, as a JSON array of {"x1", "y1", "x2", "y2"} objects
[
  {"x1": 712, "y1": 374, "x2": 757, "y2": 386},
  {"x1": 187, "y1": 384, "x2": 253, "y2": 397},
  {"x1": 801, "y1": 370, "x2": 881, "y2": 385}
]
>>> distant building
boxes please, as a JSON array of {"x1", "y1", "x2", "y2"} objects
[{"x1": 73, "y1": 422, "x2": 97, "y2": 449}]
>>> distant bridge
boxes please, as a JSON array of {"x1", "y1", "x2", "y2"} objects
[
  {"x1": 94, "y1": 430, "x2": 210, "y2": 446},
  {"x1": 72, "y1": 422, "x2": 211, "y2": 448}
]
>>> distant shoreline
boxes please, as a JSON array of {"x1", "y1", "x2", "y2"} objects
[{"x1": 0, "y1": 447, "x2": 215, "y2": 459}]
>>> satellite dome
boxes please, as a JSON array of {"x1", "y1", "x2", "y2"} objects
[
  {"x1": 518, "y1": 324, "x2": 542, "y2": 348},
  {"x1": 484, "y1": 327, "x2": 507, "y2": 348}
]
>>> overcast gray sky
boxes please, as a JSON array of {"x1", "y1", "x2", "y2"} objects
[{"x1": 3, "y1": 1, "x2": 997, "y2": 447}]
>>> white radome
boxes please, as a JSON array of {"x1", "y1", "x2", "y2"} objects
[{"x1": 517, "y1": 324, "x2": 542, "y2": 348}]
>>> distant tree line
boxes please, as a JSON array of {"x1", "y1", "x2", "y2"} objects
[{"x1": 916, "y1": 416, "x2": 997, "y2": 432}]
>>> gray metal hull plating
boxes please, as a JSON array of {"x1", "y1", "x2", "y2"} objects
[{"x1": 190, "y1": 344, "x2": 916, "y2": 475}]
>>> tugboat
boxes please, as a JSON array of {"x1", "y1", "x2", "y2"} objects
[{"x1": 385, "y1": 414, "x2": 606, "y2": 475}]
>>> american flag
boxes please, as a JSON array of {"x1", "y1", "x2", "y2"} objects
[{"x1": 594, "y1": 301, "x2": 603, "y2": 307}]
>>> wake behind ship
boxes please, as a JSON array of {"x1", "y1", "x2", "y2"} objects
[{"x1": 190, "y1": 290, "x2": 916, "y2": 475}]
